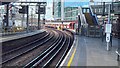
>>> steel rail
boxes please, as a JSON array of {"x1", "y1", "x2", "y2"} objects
[
  {"x1": 23, "y1": 29, "x2": 74, "y2": 68},
  {"x1": 1, "y1": 31, "x2": 51, "y2": 64},
  {"x1": 1, "y1": 30, "x2": 55, "y2": 65},
  {"x1": 24, "y1": 30, "x2": 62, "y2": 67},
  {"x1": 55, "y1": 33, "x2": 71, "y2": 67},
  {"x1": 42, "y1": 29, "x2": 74, "y2": 68},
  {"x1": 30, "y1": 31, "x2": 65, "y2": 67},
  {"x1": 2, "y1": 31, "x2": 50, "y2": 56},
  {"x1": 42, "y1": 32, "x2": 67, "y2": 68}
]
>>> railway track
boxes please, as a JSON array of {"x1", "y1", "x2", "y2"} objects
[
  {"x1": 1, "y1": 29, "x2": 56, "y2": 66},
  {"x1": 24, "y1": 30, "x2": 64, "y2": 67},
  {"x1": 24, "y1": 29, "x2": 74, "y2": 67},
  {"x1": 2, "y1": 30, "x2": 47, "y2": 53},
  {"x1": 2, "y1": 31, "x2": 50, "y2": 56},
  {"x1": 2, "y1": 28, "x2": 74, "y2": 67}
]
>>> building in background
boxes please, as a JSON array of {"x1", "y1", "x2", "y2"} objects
[
  {"x1": 53, "y1": 0, "x2": 61, "y2": 21},
  {"x1": 64, "y1": 2, "x2": 89, "y2": 21},
  {"x1": 52, "y1": 0, "x2": 120, "y2": 21},
  {"x1": 52, "y1": 0, "x2": 89, "y2": 21},
  {"x1": 64, "y1": 7, "x2": 78, "y2": 21}
]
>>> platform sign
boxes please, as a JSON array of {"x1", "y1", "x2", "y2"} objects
[
  {"x1": 105, "y1": 24, "x2": 112, "y2": 51},
  {"x1": 105, "y1": 24, "x2": 112, "y2": 33},
  {"x1": 19, "y1": 6, "x2": 28, "y2": 14},
  {"x1": 36, "y1": 6, "x2": 46, "y2": 14},
  {"x1": 106, "y1": 33, "x2": 110, "y2": 42}
]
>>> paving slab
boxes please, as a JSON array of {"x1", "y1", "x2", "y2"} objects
[
  {"x1": 0, "y1": 29, "x2": 45, "y2": 43},
  {"x1": 63, "y1": 35, "x2": 119, "y2": 67}
]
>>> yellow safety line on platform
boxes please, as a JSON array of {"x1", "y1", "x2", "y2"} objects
[{"x1": 67, "y1": 48, "x2": 76, "y2": 67}]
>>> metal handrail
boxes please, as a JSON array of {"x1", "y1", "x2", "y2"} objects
[{"x1": 90, "y1": 6, "x2": 99, "y2": 25}]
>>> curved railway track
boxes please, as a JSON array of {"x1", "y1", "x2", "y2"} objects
[
  {"x1": 2, "y1": 31, "x2": 50, "y2": 56},
  {"x1": 24, "y1": 29, "x2": 74, "y2": 67},
  {"x1": 1, "y1": 29, "x2": 56, "y2": 65},
  {"x1": 24, "y1": 30, "x2": 64, "y2": 67},
  {"x1": 2, "y1": 28, "x2": 74, "y2": 67}
]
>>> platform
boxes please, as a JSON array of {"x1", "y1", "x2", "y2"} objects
[
  {"x1": 0, "y1": 29, "x2": 45, "y2": 43},
  {"x1": 61, "y1": 35, "x2": 119, "y2": 67}
]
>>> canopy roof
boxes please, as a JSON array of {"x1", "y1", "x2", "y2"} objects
[
  {"x1": 0, "y1": 0, "x2": 17, "y2": 2},
  {"x1": 0, "y1": 0, "x2": 18, "y2": 5}
]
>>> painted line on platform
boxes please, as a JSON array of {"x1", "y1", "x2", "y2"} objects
[
  {"x1": 67, "y1": 48, "x2": 76, "y2": 67},
  {"x1": 60, "y1": 35, "x2": 76, "y2": 66},
  {"x1": 67, "y1": 35, "x2": 78, "y2": 67}
]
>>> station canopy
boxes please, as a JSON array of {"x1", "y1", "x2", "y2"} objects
[
  {"x1": 0, "y1": 0, "x2": 17, "y2": 2},
  {"x1": 0, "y1": 0, "x2": 18, "y2": 5}
]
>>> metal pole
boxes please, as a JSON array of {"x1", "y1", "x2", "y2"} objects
[
  {"x1": 102, "y1": 2, "x2": 105, "y2": 42},
  {"x1": 106, "y1": 4, "x2": 111, "y2": 51},
  {"x1": 110, "y1": 2, "x2": 113, "y2": 47},
  {"x1": 22, "y1": 14, "x2": 24, "y2": 28},
  {"x1": 78, "y1": 14, "x2": 81, "y2": 35},
  {"x1": 38, "y1": 4, "x2": 40, "y2": 30},
  {"x1": 31, "y1": 8, "x2": 33, "y2": 24},
  {"x1": 102, "y1": 18, "x2": 104, "y2": 42},
  {"x1": 26, "y1": 5, "x2": 29, "y2": 32},
  {"x1": 6, "y1": 4, "x2": 9, "y2": 32},
  {"x1": 31, "y1": 8, "x2": 33, "y2": 30},
  {"x1": 107, "y1": 42, "x2": 109, "y2": 51}
]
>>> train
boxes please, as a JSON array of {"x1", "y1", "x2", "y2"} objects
[{"x1": 45, "y1": 21, "x2": 78, "y2": 30}]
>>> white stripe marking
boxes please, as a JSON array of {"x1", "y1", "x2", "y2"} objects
[{"x1": 60, "y1": 35, "x2": 77, "y2": 66}]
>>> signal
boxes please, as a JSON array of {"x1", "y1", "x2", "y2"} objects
[{"x1": 19, "y1": 5, "x2": 28, "y2": 14}]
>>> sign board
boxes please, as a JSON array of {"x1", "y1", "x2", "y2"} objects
[
  {"x1": 36, "y1": 6, "x2": 46, "y2": 14},
  {"x1": 106, "y1": 33, "x2": 110, "y2": 42},
  {"x1": 105, "y1": 24, "x2": 112, "y2": 33},
  {"x1": 19, "y1": 6, "x2": 28, "y2": 14}
]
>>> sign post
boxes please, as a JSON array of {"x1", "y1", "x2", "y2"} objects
[
  {"x1": 36, "y1": 2, "x2": 46, "y2": 30},
  {"x1": 105, "y1": 4, "x2": 112, "y2": 51},
  {"x1": 105, "y1": 24, "x2": 112, "y2": 50},
  {"x1": 102, "y1": 2, "x2": 105, "y2": 42}
]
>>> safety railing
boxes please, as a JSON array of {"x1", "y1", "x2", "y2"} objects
[
  {"x1": 78, "y1": 7, "x2": 87, "y2": 26},
  {"x1": 90, "y1": 6, "x2": 99, "y2": 25}
]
